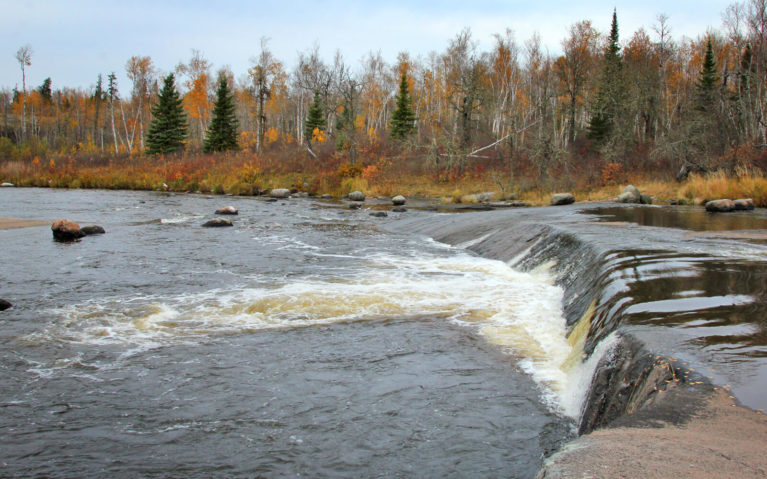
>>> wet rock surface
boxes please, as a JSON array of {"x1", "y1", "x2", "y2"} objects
[
  {"x1": 81, "y1": 225, "x2": 106, "y2": 235},
  {"x1": 215, "y1": 206, "x2": 238, "y2": 215},
  {"x1": 0, "y1": 299, "x2": 12, "y2": 310},
  {"x1": 202, "y1": 218, "x2": 233, "y2": 227},
  {"x1": 550, "y1": 193, "x2": 575, "y2": 206}
]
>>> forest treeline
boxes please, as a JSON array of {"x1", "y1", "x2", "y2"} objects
[{"x1": 3, "y1": 3, "x2": 767, "y2": 196}]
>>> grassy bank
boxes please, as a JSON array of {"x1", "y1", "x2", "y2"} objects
[{"x1": 1, "y1": 152, "x2": 766, "y2": 207}]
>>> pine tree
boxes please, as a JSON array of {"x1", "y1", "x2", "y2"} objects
[
  {"x1": 304, "y1": 90, "x2": 325, "y2": 147},
  {"x1": 587, "y1": 9, "x2": 624, "y2": 142},
  {"x1": 146, "y1": 73, "x2": 187, "y2": 155},
  {"x1": 204, "y1": 74, "x2": 239, "y2": 153},
  {"x1": 390, "y1": 72, "x2": 417, "y2": 140}
]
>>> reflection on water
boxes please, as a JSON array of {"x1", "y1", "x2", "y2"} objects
[
  {"x1": 589, "y1": 205, "x2": 767, "y2": 231},
  {"x1": 586, "y1": 248, "x2": 767, "y2": 409}
]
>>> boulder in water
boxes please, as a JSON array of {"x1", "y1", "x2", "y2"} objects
[
  {"x1": 640, "y1": 194, "x2": 653, "y2": 205},
  {"x1": 392, "y1": 195, "x2": 407, "y2": 206},
  {"x1": 369, "y1": 211, "x2": 388, "y2": 218},
  {"x1": 215, "y1": 206, "x2": 238, "y2": 215},
  {"x1": 349, "y1": 203, "x2": 362, "y2": 210},
  {"x1": 348, "y1": 191, "x2": 366, "y2": 202},
  {"x1": 81, "y1": 225, "x2": 106, "y2": 235},
  {"x1": 270, "y1": 188, "x2": 291, "y2": 198},
  {"x1": 392, "y1": 206, "x2": 407, "y2": 213},
  {"x1": 734, "y1": 198, "x2": 755, "y2": 211},
  {"x1": 202, "y1": 218, "x2": 233, "y2": 227},
  {"x1": 0, "y1": 299, "x2": 11, "y2": 311},
  {"x1": 550, "y1": 193, "x2": 575, "y2": 206},
  {"x1": 320, "y1": 194, "x2": 333, "y2": 199},
  {"x1": 51, "y1": 219, "x2": 85, "y2": 241},
  {"x1": 1, "y1": 182, "x2": 14, "y2": 187},
  {"x1": 617, "y1": 185, "x2": 641, "y2": 204},
  {"x1": 705, "y1": 199, "x2": 736, "y2": 212}
]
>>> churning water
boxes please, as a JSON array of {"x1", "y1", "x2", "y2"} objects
[{"x1": 0, "y1": 189, "x2": 591, "y2": 478}]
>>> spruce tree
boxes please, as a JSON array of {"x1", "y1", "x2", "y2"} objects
[
  {"x1": 587, "y1": 9, "x2": 624, "y2": 142},
  {"x1": 390, "y1": 72, "x2": 417, "y2": 140},
  {"x1": 304, "y1": 90, "x2": 325, "y2": 147},
  {"x1": 695, "y1": 39, "x2": 720, "y2": 113},
  {"x1": 146, "y1": 73, "x2": 187, "y2": 155},
  {"x1": 204, "y1": 74, "x2": 239, "y2": 152}
]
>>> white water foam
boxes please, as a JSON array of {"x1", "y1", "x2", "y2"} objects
[{"x1": 26, "y1": 249, "x2": 603, "y2": 418}]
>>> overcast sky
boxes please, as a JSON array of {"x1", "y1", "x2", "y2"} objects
[{"x1": 1, "y1": 0, "x2": 733, "y2": 93}]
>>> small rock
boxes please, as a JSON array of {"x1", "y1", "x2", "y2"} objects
[
  {"x1": 320, "y1": 194, "x2": 333, "y2": 199},
  {"x1": 369, "y1": 211, "x2": 388, "y2": 217},
  {"x1": 0, "y1": 299, "x2": 12, "y2": 311},
  {"x1": 215, "y1": 206, "x2": 238, "y2": 215},
  {"x1": 292, "y1": 192, "x2": 309, "y2": 198},
  {"x1": 348, "y1": 191, "x2": 366, "y2": 202},
  {"x1": 617, "y1": 185, "x2": 642, "y2": 204},
  {"x1": 640, "y1": 194, "x2": 653, "y2": 205},
  {"x1": 349, "y1": 203, "x2": 362, "y2": 210},
  {"x1": 202, "y1": 218, "x2": 233, "y2": 227},
  {"x1": 550, "y1": 193, "x2": 575, "y2": 206},
  {"x1": 270, "y1": 188, "x2": 291, "y2": 198},
  {"x1": 705, "y1": 199, "x2": 736, "y2": 212},
  {"x1": 52, "y1": 219, "x2": 85, "y2": 241},
  {"x1": 392, "y1": 206, "x2": 407, "y2": 213},
  {"x1": 733, "y1": 198, "x2": 755, "y2": 210},
  {"x1": 81, "y1": 225, "x2": 106, "y2": 235},
  {"x1": 392, "y1": 195, "x2": 407, "y2": 206},
  {"x1": 1, "y1": 182, "x2": 14, "y2": 187},
  {"x1": 264, "y1": 198, "x2": 278, "y2": 203}
]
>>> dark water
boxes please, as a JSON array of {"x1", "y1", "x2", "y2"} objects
[
  {"x1": 590, "y1": 204, "x2": 767, "y2": 232},
  {"x1": 0, "y1": 189, "x2": 569, "y2": 478}
]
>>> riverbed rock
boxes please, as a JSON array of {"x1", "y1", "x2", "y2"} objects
[
  {"x1": 1, "y1": 182, "x2": 14, "y2": 187},
  {"x1": 215, "y1": 206, "x2": 238, "y2": 215},
  {"x1": 640, "y1": 194, "x2": 653, "y2": 205},
  {"x1": 734, "y1": 198, "x2": 755, "y2": 210},
  {"x1": 349, "y1": 203, "x2": 362, "y2": 210},
  {"x1": 550, "y1": 193, "x2": 575, "y2": 206},
  {"x1": 705, "y1": 199, "x2": 736, "y2": 212},
  {"x1": 392, "y1": 206, "x2": 407, "y2": 213},
  {"x1": 270, "y1": 188, "x2": 291, "y2": 198},
  {"x1": 348, "y1": 191, "x2": 366, "y2": 202},
  {"x1": 51, "y1": 219, "x2": 85, "y2": 241},
  {"x1": 81, "y1": 225, "x2": 106, "y2": 235},
  {"x1": 202, "y1": 218, "x2": 233, "y2": 227},
  {"x1": 320, "y1": 194, "x2": 333, "y2": 199},
  {"x1": 369, "y1": 211, "x2": 388, "y2": 218},
  {"x1": 0, "y1": 299, "x2": 11, "y2": 311},
  {"x1": 392, "y1": 195, "x2": 407, "y2": 206},
  {"x1": 617, "y1": 185, "x2": 642, "y2": 204}
]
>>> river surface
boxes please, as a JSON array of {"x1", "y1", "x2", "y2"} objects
[{"x1": 0, "y1": 189, "x2": 578, "y2": 478}]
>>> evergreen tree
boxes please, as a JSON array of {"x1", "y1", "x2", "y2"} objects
[
  {"x1": 204, "y1": 73, "x2": 239, "y2": 152},
  {"x1": 390, "y1": 72, "x2": 417, "y2": 140},
  {"x1": 146, "y1": 73, "x2": 187, "y2": 155},
  {"x1": 587, "y1": 9, "x2": 624, "y2": 142},
  {"x1": 304, "y1": 90, "x2": 325, "y2": 147},
  {"x1": 37, "y1": 77, "x2": 52, "y2": 103},
  {"x1": 695, "y1": 38, "x2": 720, "y2": 112}
]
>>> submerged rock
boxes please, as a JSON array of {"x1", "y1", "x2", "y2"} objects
[
  {"x1": 392, "y1": 195, "x2": 407, "y2": 206},
  {"x1": 550, "y1": 193, "x2": 575, "y2": 206},
  {"x1": 202, "y1": 218, "x2": 233, "y2": 227},
  {"x1": 0, "y1": 299, "x2": 11, "y2": 311},
  {"x1": 349, "y1": 203, "x2": 362, "y2": 210},
  {"x1": 617, "y1": 185, "x2": 641, "y2": 204},
  {"x1": 51, "y1": 219, "x2": 85, "y2": 241},
  {"x1": 348, "y1": 191, "x2": 366, "y2": 202},
  {"x1": 81, "y1": 225, "x2": 106, "y2": 235},
  {"x1": 369, "y1": 211, "x2": 388, "y2": 218},
  {"x1": 734, "y1": 198, "x2": 755, "y2": 211},
  {"x1": 392, "y1": 206, "x2": 407, "y2": 213},
  {"x1": 270, "y1": 188, "x2": 291, "y2": 198},
  {"x1": 215, "y1": 206, "x2": 239, "y2": 215},
  {"x1": 705, "y1": 199, "x2": 736, "y2": 212}
]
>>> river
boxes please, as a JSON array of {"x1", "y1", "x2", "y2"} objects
[{"x1": 1, "y1": 189, "x2": 579, "y2": 478}]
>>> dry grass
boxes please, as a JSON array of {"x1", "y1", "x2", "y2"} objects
[{"x1": 679, "y1": 168, "x2": 767, "y2": 207}]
